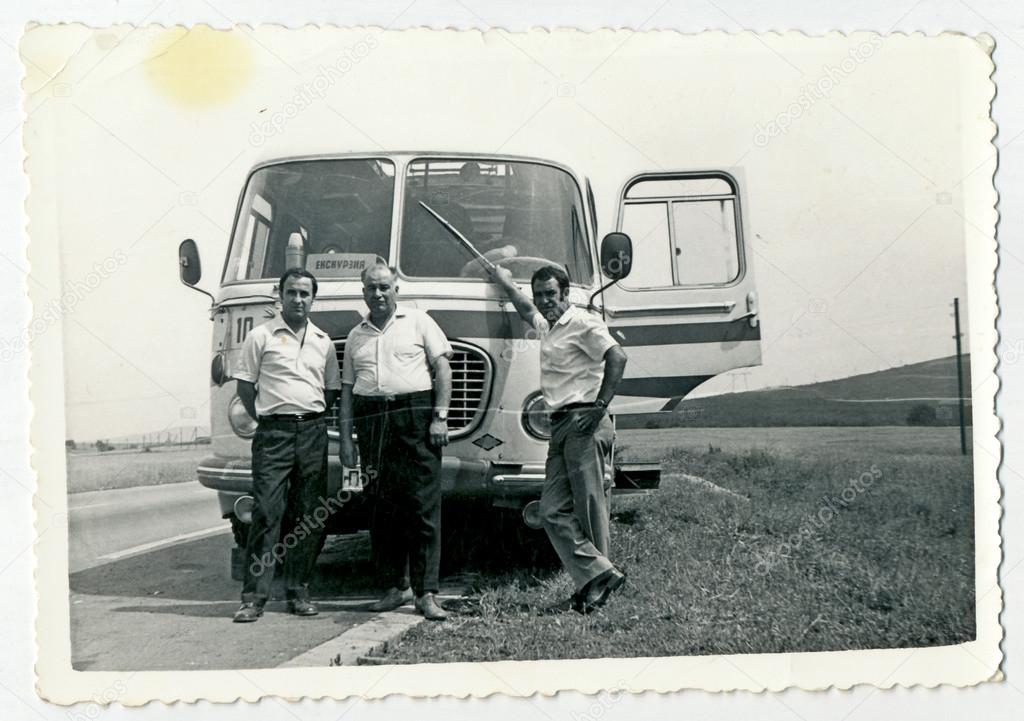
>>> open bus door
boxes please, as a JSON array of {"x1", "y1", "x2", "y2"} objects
[{"x1": 600, "y1": 170, "x2": 762, "y2": 413}]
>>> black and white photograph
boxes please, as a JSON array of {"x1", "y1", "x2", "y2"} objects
[{"x1": 22, "y1": 23, "x2": 1000, "y2": 703}]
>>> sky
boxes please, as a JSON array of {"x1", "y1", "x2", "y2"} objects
[{"x1": 18, "y1": 27, "x2": 992, "y2": 440}]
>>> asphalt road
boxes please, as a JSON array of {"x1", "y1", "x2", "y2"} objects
[
  {"x1": 68, "y1": 482, "x2": 227, "y2": 573},
  {"x1": 67, "y1": 482, "x2": 430, "y2": 671}
]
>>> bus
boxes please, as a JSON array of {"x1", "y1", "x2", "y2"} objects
[{"x1": 177, "y1": 152, "x2": 762, "y2": 577}]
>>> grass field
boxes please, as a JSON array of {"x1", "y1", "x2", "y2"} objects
[
  {"x1": 66, "y1": 446, "x2": 208, "y2": 494},
  {"x1": 380, "y1": 426, "x2": 975, "y2": 662},
  {"x1": 615, "y1": 425, "x2": 972, "y2": 461}
]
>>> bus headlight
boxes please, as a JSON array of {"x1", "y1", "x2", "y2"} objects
[
  {"x1": 228, "y1": 396, "x2": 257, "y2": 438},
  {"x1": 211, "y1": 353, "x2": 228, "y2": 386},
  {"x1": 522, "y1": 392, "x2": 553, "y2": 440}
]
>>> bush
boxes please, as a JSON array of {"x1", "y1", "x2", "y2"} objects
[{"x1": 906, "y1": 404, "x2": 937, "y2": 426}]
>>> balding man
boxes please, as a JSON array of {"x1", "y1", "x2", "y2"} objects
[{"x1": 339, "y1": 263, "x2": 453, "y2": 621}]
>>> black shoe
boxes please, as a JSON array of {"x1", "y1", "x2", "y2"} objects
[
  {"x1": 287, "y1": 598, "x2": 319, "y2": 617},
  {"x1": 543, "y1": 593, "x2": 585, "y2": 614},
  {"x1": 583, "y1": 568, "x2": 626, "y2": 613},
  {"x1": 232, "y1": 602, "x2": 264, "y2": 623}
]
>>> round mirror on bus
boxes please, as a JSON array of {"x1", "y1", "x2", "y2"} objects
[
  {"x1": 178, "y1": 238, "x2": 202, "y2": 286},
  {"x1": 600, "y1": 232, "x2": 633, "y2": 281}
]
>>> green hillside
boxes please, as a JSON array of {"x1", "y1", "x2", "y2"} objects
[{"x1": 618, "y1": 355, "x2": 973, "y2": 429}]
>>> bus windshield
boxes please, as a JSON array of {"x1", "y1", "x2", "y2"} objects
[
  {"x1": 224, "y1": 158, "x2": 395, "y2": 283},
  {"x1": 399, "y1": 159, "x2": 593, "y2": 283}
]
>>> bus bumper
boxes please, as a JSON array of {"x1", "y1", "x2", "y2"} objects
[
  {"x1": 197, "y1": 455, "x2": 660, "y2": 517},
  {"x1": 197, "y1": 454, "x2": 547, "y2": 506}
]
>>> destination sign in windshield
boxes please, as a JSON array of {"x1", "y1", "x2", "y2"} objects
[{"x1": 306, "y1": 253, "x2": 379, "y2": 278}]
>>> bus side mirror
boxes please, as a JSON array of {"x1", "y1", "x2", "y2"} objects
[
  {"x1": 600, "y1": 232, "x2": 633, "y2": 281},
  {"x1": 179, "y1": 239, "x2": 202, "y2": 286}
]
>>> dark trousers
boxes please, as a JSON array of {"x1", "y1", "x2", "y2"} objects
[
  {"x1": 241, "y1": 416, "x2": 328, "y2": 605},
  {"x1": 353, "y1": 390, "x2": 442, "y2": 596}
]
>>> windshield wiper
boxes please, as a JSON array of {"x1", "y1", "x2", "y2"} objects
[{"x1": 418, "y1": 201, "x2": 498, "y2": 274}]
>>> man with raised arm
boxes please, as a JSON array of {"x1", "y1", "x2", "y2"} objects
[
  {"x1": 489, "y1": 264, "x2": 629, "y2": 613},
  {"x1": 232, "y1": 268, "x2": 341, "y2": 623},
  {"x1": 339, "y1": 262, "x2": 454, "y2": 621}
]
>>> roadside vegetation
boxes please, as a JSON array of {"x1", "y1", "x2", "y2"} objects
[
  {"x1": 379, "y1": 430, "x2": 975, "y2": 662},
  {"x1": 66, "y1": 446, "x2": 208, "y2": 493}
]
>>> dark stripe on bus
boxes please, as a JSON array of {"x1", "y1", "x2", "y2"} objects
[
  {"x1": 428, "y1": 309, "x2": 528, "y2": 340},
  {"x1": 310, "y1": 309, "x2": 761, "y2": 347},
  {"x1": 659, "y1": 396, "x2": 684, "y2": 411},
  {"x1": 309, "y1": 310, "x2": 365, "y2": 339},
  {"x1": 610, "y1": 319, "x2": 761, "y2": 346},
  {"x1": 619, "y1": 376, "x2": 713, "y2": 398}
]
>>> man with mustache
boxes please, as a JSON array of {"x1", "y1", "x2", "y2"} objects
[{"x1": 232, "y1": 268, "x2": 340, "y2": 622}]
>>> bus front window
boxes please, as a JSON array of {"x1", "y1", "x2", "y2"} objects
[
  {"x1": 224, "y1": 158, "x2": 395, "y2": 283},
  {"x1": 399, "y1": 159, "x2": 593, "y2": 283}
]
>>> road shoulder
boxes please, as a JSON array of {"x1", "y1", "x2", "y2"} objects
[{"x1": 279, "y1": 608, "x2": 424, "y2": 667}]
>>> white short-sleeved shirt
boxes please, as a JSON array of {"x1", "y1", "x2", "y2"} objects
[
  {"x1": 234, "y1": 317, "x2": 341, "y2": 416},
  {"x1": 342, "y1": 306, "x2": 453, "y2": 397},
  {"x1": 530, "y1": 305, "x2": 619, "y2": 410}
]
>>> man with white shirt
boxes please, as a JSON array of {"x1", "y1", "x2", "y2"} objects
[
  {"x1": 232, "y1": 268, "x2": 341, "y2": 623},
  {"x1": 339, "y1": 262, "x2": 453, "y2": 621},
  {"x1": 489, "y1": 264, "x2": 628, "y2": 613}
]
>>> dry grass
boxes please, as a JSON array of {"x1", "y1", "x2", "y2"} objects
[{"x1": 66, "y1": 446, "x2": 209, "y2": 494}]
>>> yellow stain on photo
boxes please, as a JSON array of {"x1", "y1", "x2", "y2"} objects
[{"x1": 145, "y1": 26, "x2": 252, "y2": 108}]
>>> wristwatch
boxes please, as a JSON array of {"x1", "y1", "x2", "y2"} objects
[
  {"x1": 593, "y1": 398, "x2": 608, "y2": 410},
  {"x1": 433, "y1": 408, "x2": 449, "y2": 421}
]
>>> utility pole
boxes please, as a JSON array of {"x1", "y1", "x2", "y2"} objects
[{"x1": 953, "y1": 297, "x2": 967, "y2": 456}]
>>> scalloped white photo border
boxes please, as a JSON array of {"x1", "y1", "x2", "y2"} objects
[{"x1": 24, "y1": 26, "x2": 1001, "y2": 704}]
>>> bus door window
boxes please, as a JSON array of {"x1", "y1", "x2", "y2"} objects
[{"x1": 620, "y1": 176, "x2": 742, "y2": 289}]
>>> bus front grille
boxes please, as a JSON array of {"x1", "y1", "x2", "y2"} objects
[{"x1": 326, "y1": 341, "x2": 492, "y2": 439}]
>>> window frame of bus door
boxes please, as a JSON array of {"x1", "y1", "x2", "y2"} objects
[{"x1": 615, "y1": 170, "x2": 749, "y2": 292}]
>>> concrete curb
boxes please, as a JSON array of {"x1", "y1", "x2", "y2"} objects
[{"x1": 278, "y1": 608, "x2": 423, "y2": 668}]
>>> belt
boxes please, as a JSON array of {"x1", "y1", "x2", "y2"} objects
[
  {"x1": 258, "y1": 411, "x2": 325, "y2": 423},
  {"x1": 354, "y1": 390, "x2": 432, "y2": 405},
  {"x1": 550, "y1": 402, "x2": 592, "y2": 426}
]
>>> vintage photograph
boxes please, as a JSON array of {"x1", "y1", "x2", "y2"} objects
[{"x1": 25, "y1": 26, "x2": 999, "y2": 701}]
